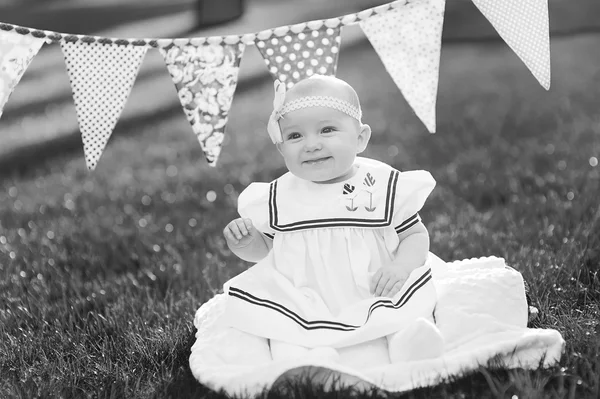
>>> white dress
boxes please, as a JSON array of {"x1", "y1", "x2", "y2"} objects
[{"x1": 220, "y1": 157, "x2": 438, "y2": 349}]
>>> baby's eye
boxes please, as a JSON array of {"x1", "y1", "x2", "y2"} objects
[
  {"x1": 287, "y1": 132, "x2": 302, "y2": 140},
  {"x1": 321, "y1": 126, "x2": 336, "y2": 134}
]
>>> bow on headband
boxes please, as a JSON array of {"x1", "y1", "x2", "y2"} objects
[{"x1": 266, "y1": 79, "x2": 286, "y2": 144}]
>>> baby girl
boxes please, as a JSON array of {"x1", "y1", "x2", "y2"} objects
[{"x1": 221, "y1": 74, "x2": 444, "y2": 365}]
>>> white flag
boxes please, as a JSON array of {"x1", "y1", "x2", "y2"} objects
[
  {"x1": 472, "y1": 0, "x2": 550, "y2": 90},
  {"x1": 360, "y1": 0, "x2": 446, "y2": 133},
  {"x1": 0, "y1": 31, "x2": 46, "y2": 119},
  {"x1": 61, "y1": 41, "x2": 147, "y2": 170}
]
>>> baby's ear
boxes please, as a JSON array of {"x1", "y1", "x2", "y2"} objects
[
  {"x1": 356, "y1": 124, "x2": 372, "y2": 154},
  {"x1": 275, "y1": 142, "x2": 283, "y2": 155}
]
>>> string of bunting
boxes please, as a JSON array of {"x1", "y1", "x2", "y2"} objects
[
  {"x1": 0, "y1": 0, "x2": 550, "y2": 171},
  {"x1": 0, "y1": 0, "x2": 410, "y2": 47}
]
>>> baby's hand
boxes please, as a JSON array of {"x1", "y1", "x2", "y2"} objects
[
  {"x1": 370, "y1": 266, "x2": 410, "y2": 298},
  {"x1": 223, "y1": 218, "x2": 256, "y2": 249}
]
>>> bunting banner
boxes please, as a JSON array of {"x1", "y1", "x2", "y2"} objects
[
  {"x1": 160, "y1": 42, "x2": 245, "y2": 166},
  {"x1": 471, "y1": 0, "x2": 550, "y2": 90},
  {"x1": 256, "y1": 25, "x2": 342, "y2": 89},
  {"x1": 61, "y1": 41, "x2": 147, "y2": 170},
  {"x1": 0, "y1": 0, "x2": 554, "y2": 170},
  {"x1": 360, "y1": 0, "x2": 446, "y2": 133},
  {"x1": 0, "y1": 31, "x2": 46, "y2": 119}
]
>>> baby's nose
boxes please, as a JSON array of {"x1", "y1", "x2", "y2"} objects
[{"x1": 304, "y1": 136, "x2": 322, "y2": 151}]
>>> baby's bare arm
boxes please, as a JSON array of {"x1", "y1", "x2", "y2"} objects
[
  {"x1": 370, "y1": 222, "x2": 430, "y2": 297},
  {"x1": 393, "y1": 221, "x2": 430, "y2": 271},
  {"x1": 223, "y1": 218, "x2": 272, "y2": 263}
]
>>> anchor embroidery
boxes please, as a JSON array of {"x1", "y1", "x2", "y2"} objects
[
  {"x1": 342, "y1": 183, "x2": 358, "y2": 211},
  {"x1": 363, "y1": 172, "x2": 377, "y2": 212}
]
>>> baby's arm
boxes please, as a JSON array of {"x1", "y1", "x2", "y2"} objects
[
  {"x1": 371, "y1": 221, "x2": 429, "y2": 297},
  {"x1": 223, "y1": 218, "x2": 273, "y2": 263},
  {"x1": 393, "y1": 221, "x2": 430, "y2": 271}
]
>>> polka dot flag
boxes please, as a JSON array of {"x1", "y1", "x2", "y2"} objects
[
  {"x1": 472, "y1": 0, "x2": 550, "y2": 90},
  {"x1": 61, "y1": 41, "x2": 147, "y2": 170},
  {"x1": 360, "y1": 0, "x2": 445, "y2": 133},
  {"x1": 0, "y1": 31, "x2": 46, "y2": 120},
  {"x1": 255, "y1": 26, "x2": 342, "y2": 89}
]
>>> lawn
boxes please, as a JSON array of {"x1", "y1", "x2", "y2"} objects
[{"x1": 1, "y1": 30, "x2": 600, "y2": 399}]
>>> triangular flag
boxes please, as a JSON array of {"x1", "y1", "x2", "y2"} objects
[
  {"x1": 256, "y1": 26, "x2": 342, "y2": 89},
  {"x1": 360, "y1": 0, "x2": 446, "y2": 133},
  {"x1": 60, "y1": 41, "x2": 147, "y2": 170},
  {"x1": 472, "y1": 0, "x2": 550, "y2": 90},
  {"x1": 0, "y1": 31, "x2": 46, "y2": 119},
  {"x1": 160, "y1": 42, "x2": 245, "y2": 166}
]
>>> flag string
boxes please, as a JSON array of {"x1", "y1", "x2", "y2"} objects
[{"x1": 0, "y1": 0, "x2": 410, "y2": 48}]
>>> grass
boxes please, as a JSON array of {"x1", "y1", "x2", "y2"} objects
[{"x1": 1, "y1": 28, "x2": 600, "y2": 399}]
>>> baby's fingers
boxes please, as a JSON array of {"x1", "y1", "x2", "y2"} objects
[
  {"x1": 382, "y1": 279, "x2": 401, "y2": 298},
  {"x1": 227, "y1": 221, "x2": 243, "y2": 240},
  {"x1": 387, "y1": 282, "x2": 404, "y2": 298},
  {"x1": 374, "y1": 274, "x2": 390, "y2": 297},
  {"x1": 234, "y1": 219, "x2": 249, "y2": 236},
  {"x1": 223, "y1": 227, "x2": 240, "y2": 244},
  {"x1": 243, "y1": 218, "x2": 255, "y2": 232},
  {"x1": 370, "y1": 269, "x2": 382, "y2": 294}
]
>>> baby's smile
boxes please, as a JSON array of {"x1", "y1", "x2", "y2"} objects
[{"x1": 302, "y1": 156, "x2": 332, "y2": 166}]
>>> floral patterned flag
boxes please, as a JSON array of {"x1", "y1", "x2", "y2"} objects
[
  {"x1": 61, "y1": 41, "x2": 147, "y2": 170},
  {"x1": 360, "y1": 0, "x2": 446, "y2": 133},
  {"x1": 160, "y1": 42, "x2": 245, "y2": 166},
  {"x1": 255, "y1": 26, "x2": 342, "y2": 89},
  {"x1": 0, "y1": 31, "x2": 46, "y2": 119},
  {"x1": 472, "y1": 0, "x2": 550, "y2": 89}
]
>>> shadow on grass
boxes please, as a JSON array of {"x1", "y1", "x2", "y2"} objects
[
  {"x1": 155, "y1": 367, "x2": 225, "y2": 399},
  {"x1": 149, "y1": 329, "x2": 227, "y2": 399},
  {"x1": 144, "y1": 330, "x2": 596, "y2": 399}
]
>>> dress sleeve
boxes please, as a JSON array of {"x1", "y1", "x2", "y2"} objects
[
  {"x1": 391, "y1": 170, "x2": 436, "y2": 234},
  {"x1": 237, "y1": 183, "x2": 275, "y2": 240}
]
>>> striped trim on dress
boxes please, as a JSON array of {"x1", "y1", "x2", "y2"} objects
[
  {"x1": 268, "y1": 170, "x2": 400, "y2": 232},
  {"x1": 394, "y1": 213, "x2": 421, "y2": 234},
  {"x1": 227, "y1": 267, "x2": 432, "y2": 331}
]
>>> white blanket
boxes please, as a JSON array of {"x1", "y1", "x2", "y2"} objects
[{"x1": 189, "y1": 255, "x2": 564, "y2": 396}]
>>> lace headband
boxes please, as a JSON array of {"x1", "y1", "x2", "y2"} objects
[{"x1": 266, "y1": 80, "x2": 362, "y2": 144}]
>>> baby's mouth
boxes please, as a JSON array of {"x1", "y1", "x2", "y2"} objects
[{"x1": 303, "y1": 156, "x2": 332, "y2": 165}]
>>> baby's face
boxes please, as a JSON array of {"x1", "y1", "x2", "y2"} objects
[{"x1": 277, "y1": 106, "x2": 369, "y2": 183}]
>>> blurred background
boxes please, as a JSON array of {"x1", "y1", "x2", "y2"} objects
[
  {"x1": 0, "y1": 0, "x2": 599, "y2": 170},
  {"x1": 1, "y1": 0, "x2": 599, "y2": 397}
]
